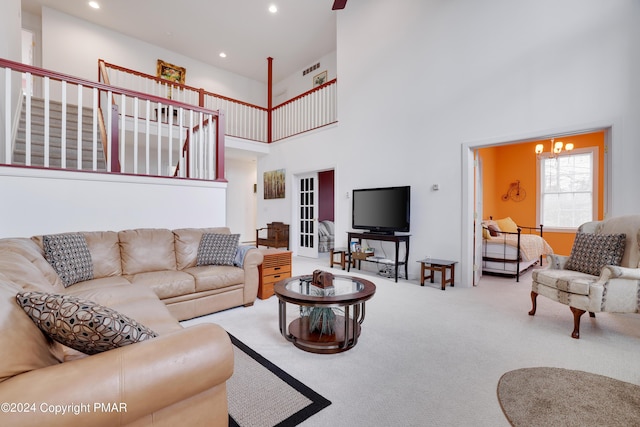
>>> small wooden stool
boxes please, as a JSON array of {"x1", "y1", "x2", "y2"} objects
[
  {"x1": 329, "y1": 247, "x2": 354, "y2": 270},
  {"x1": 418, "y1": 259, "x2": 457, "y2": 290}
]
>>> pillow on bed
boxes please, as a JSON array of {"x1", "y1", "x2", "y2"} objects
[
  {"x1": 496, "y1": 217, "x2": 518, "y2": 233},
  {"x1": 488, "y1": 224, "x2": 501, "y2": 237},
  {"x1": 482, "y1": 221, "x2": 501, "y2": 239}
]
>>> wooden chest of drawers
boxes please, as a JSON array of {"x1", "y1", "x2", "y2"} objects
[{"x1": 258, "y1": 250, "x2": 292, "y2": 299}]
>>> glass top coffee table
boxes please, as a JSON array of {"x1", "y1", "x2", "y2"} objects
[{"x1": 274, "y1": 274, "x2": 376, "y2": 354}]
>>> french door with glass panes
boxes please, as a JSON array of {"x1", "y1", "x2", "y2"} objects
[{"x1": 297, "y1": 173, "x2": 318, "y2": 258}]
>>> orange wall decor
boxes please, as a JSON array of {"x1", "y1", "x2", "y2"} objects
[{"x1": 477, "y1": 131, "x2": 605, "y2": 256}]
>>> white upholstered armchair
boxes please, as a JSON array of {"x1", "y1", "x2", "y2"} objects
[{"x1": 529, "y1": 215, "x2": 640, "y2": 338}]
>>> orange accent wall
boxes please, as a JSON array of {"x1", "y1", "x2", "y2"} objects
[{"x1": 477, "y1": 131, "x2": 605, "y2": 256}]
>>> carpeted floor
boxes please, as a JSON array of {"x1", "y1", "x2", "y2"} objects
[
  {"x1": 497, "y1": 367, "x2": 640, "y2": 427},
  {"x1": 182, "y1": 256, "x2": 640, "y2": 426},
  {"x1": 227, "y1": 334, "x2": 331, "y2": 427}
]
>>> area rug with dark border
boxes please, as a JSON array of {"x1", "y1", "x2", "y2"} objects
[
  {"x1": 497, "y1": 367, "x2": 640, "y2": 427},
  {"x1": 227, "y1": 334, "x2": 331, "y2": 427}
]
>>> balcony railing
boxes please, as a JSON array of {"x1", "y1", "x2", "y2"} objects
[
  {"x1": 1, "y1": 58, "x2": 224, "y2": 181},
  {"x1": 99, "y1": 59, "x2": 337, "y2": 144}
]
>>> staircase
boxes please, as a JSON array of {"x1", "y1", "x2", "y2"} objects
[{"x1": 13, "y1": 96, "x2": 107, "y2": 170}]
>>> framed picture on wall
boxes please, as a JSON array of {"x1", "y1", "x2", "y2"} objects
[
  {"x1": 264, "y1": 169, "x2": 285, "y2": 199},
  {"x1": 313, "y1": 70, "x2": 327, "y2": 87},
  {"x1": 156, "y1": 59, "x2": 186, "y2": 85}
]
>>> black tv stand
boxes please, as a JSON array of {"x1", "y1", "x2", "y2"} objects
[
  {"x1": 347, "y1": 231, "x2": 410, "y2": 282},
  {"x1": 363, "y1": 231, "x2": 395, "y2": 236}
]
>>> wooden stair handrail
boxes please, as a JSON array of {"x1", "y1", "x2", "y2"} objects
[{"x1": 99, "y1": 59, "x2": 267, "y2": 112}]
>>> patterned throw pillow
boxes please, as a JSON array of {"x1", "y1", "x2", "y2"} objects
[
  {"x1": 197, "y1": 233, "x2": 240, "y2": 266},
  {"x1": 42, "y1": 233, "x2": 94, "y2": 287},
  {"x1": 16, "y1": 291, "x2": 157, "y2": 355},
  {"x1": 565, "y1": 233, "x2": 626, "y2": 276}
]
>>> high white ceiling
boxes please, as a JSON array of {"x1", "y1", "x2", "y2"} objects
[{"x1": 21, "y1": 0, "x2": 338, "y2": 84}]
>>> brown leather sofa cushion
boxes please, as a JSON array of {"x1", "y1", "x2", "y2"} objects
[
  {"x1": 0, "y1": 250, "x2": 62, "y2": 292},
  {"x1": 119, "y1": 228, "x2": 177, "y2": 275},
  {"x1": 173, "y1": 227, "x2": 230, "y2": 270},
  {"x1": 127, "y1": 271, "x2": 196, "y2": 299},
  {"x1": 0, "y1": 278, "x2": 62, "y2": 383},
  {"x1": 184, "y1": 265, "x2": 245, "y2": 292},
  {"x1": 83, "y1": 231, "x2": 123, "y2": 278},
  {"x1": 9, "y1": 238, "x2": 65, "y2": 291}
]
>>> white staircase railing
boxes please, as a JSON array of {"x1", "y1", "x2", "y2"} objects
[
  {"x1": 271, "y1": 78, "x2": 337, "y2": 142},
  {"x1": 99, "y1": 59, "x2": 337, "y2": 144},
  {"x1": 101, "y1": 59, "x2": 267, "y2": 143},
  {"x1": 1, "y1": 58, "x2": 225, "y2": 181}
]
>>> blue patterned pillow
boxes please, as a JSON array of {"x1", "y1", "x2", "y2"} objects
[
  {"x1": 43, "y1": 233, "x2": 94, "y2": 287},
  {"x1": 196, "y1": 233, "x2": 240, "y2": 266},
  {"x1": 16, "y1": 291, "x2": 157, "y2": 355},
  {"x1": 565, "y1": 233, "x2": 626, "y2": 276}
]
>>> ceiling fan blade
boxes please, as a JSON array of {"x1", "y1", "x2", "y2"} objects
[{"x1": 332, "y1": 0, "x2": 348, "y2": 10}]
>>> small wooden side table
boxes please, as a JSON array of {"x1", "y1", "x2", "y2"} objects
[
  {"x1": 418, "y1": 258, "x2": 457, "y2": 290},
  {"x1": 258, "y1": 249, "x2": 292, "y2": 299},
  {"x1": 329, "y1": 247, "x2": 354, "y2": 270}
]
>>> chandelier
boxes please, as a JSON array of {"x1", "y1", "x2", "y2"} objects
[{"x1": 535, "y1": 138, "x2": 574, "y2": 158}]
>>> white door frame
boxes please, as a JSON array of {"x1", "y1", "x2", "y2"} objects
[
  {"x1": 294, "y1": 171, "x2": 319, "y2": 258},
  {"x1": 461, "y1": 121, "x2": 614, "y2": 287}
]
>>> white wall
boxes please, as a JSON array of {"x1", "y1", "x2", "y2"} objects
[
  {"x1": 40, "y1": 8, "x2": 266, "y2": 107},
  {"x1": 0, "y1": 167, "x2": 226, "y2": 238},
  {"x1": 273, "y1": 51, "x2": 337, "y2": 106},
  {"x1": 258, "y1": 0, "x2": 640, "y2": 286},
  {"x1": 225, "y1": 157, "x2": 258, "y2": 243}
]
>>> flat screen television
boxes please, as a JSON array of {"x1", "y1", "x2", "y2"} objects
[{"x1": 352, "y1": 186, "x2": 410, "y2": 234}]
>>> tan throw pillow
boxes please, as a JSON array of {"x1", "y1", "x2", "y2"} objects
[
  {"x1": 496, "y1": 217, "x2": 518, "y2": 233},
  {"x1": 16, "y1": 291, "x2": 157, "y2": 355}
]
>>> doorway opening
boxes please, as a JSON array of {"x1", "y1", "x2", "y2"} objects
[
  {"x1": 294, "y1": 169, "x2": 335, "y2": 258},
  {"x1": 462, "y1": 125, "x2": 612, "y2": 287}
]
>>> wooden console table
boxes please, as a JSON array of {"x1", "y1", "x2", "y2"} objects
[{"x1": 347, "y1": 232, "x2": 410, "y2": 282}]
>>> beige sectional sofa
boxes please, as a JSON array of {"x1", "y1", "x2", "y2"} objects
[{"x1": 0, "y1": 227, "x2": 264, "y2": 426}]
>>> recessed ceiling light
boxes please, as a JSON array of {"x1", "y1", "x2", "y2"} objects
[
  {"x1": 88, "y1": 1, "x2": 100, "y2": 9},
  {"x1": 219, "y1": 52, "x2": 227, "y2": 58},
  {"x1": 268, "y1": 5, "x2": 278, "y2": 13}
]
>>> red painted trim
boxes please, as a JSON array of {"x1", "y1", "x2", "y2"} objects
[
  {"x1": 100, "y1": 59, "x2": 267, "y2": 111},
  {"x1": 216, "y1": 111, "x2": 226, "y2": 182},
  {"x1": 273, "y1": 78, "x2": 337, "y2": 110},
  {"x1": 267, "y1": 57, "x2": 273, "y2": 144},
  {"x1": 2, "y1": 58, "x2": 223, "y2": 181},
  {"x1": 1, "y1": 58, "x2": 214, "y2": 114}
]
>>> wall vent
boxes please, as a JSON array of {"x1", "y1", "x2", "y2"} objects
[{"x1": 302, "y1": 63, "x2": 320, "y2": 76}]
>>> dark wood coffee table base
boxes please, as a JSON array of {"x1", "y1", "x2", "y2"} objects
[{"x1": 287, "y1": 315, "x2": 361, "y2": 354}]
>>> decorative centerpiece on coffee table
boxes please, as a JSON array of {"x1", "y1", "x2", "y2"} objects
[{"x1": 302, "y1": 270, "x2": 338, "y2": 335}]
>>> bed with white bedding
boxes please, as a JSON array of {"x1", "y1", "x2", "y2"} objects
[{"x1": 481, "y1": 217, "x2": 553, "y2": 282}]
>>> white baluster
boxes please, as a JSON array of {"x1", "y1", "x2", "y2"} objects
[
  {"x1": 92, "y1": 87, "x2": 98, "y2": 171},
  {"x1": 61, "y1": 81, "x2": 67, "y2": 169},
  {"x1": 77, "y1": 84, "x2": 83, "y2": 170},
  {"x1": 44, "y1": 77, "x2": 50, "y2": 168}
]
